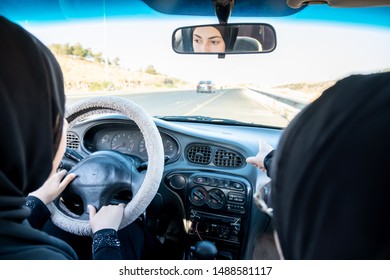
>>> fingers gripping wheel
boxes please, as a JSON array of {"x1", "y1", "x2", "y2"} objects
[{"x1": 47, "y1": 96, "x2": 165, "y2": 236}]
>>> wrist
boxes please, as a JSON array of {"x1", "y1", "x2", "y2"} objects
[
  {"x1": 28, "y1": 193, "x2": 48, "y2": 205},
  {"x1": 92, "y1": 229, "x2": 120, "y2": 256}
]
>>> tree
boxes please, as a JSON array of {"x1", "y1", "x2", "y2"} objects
[
  {"x1": 50, "y1": 43, "x2": 63, "y2": 55},
  {"x1": 72, "y1": 43, "x2": 86, "y2": 57},
  {"x1": 145, "y1": 65, "x2": 157, "y2": 75},
  {"x1": 93, "y1": 52, "x2": 103, "y2": 63},
  {"x1": 64, "y1": 43, "x2": 73, "y2": 55},
  {"x1": 48, "y1": 43, "x2": 117, "y2": 64}
]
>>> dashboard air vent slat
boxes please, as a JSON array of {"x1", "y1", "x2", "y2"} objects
[
  {"x1": 187, "y1": 145, "x2": 211, "y2": 165},
  {"x1": 66, "y1": 132, "x2": 80, "y2": 150},
  {"x1": 214, "y1": 149, "x2": 244, "y2": 167}
]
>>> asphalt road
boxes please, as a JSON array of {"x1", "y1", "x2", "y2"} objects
[{"x1": 66, "y1": 88, "x2": 288, "y2": 127}]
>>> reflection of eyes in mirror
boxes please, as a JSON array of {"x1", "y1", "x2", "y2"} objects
[
  {"x1": 172, "y1": 23, "x2": 276, "y2": 55},
  {"x1": 192, "y1": 26, "x2": 226, "y2": 53}
]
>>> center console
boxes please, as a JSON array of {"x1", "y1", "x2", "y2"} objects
[{"x1": 166, "y1": 171, "x2": 252, "y2": 259}]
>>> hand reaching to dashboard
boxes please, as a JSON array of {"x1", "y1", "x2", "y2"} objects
[
  {"x1": 246, "y1": 138, "x2": 274, "y2": 172},
  {"x1": 29, "y1": 169, "x2": 77, "y2": 205},
  {"x1": 88, "y1": 204, "x2": 125, "y2": 233}
]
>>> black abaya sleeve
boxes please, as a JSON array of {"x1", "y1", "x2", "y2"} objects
[
  {"x1": 92, "y1": 228, "x2": 122, "y2": 260},
  {"x1": 25, "y1": 195, "x2": 51, "y2": 230}
]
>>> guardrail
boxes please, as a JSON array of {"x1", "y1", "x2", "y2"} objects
[
  {"x1": 247, "y1": 86, "x2": 309, "y2": 110},
  {"x1": 246, "y1": 86, "x2": 310, "y2": 121}
]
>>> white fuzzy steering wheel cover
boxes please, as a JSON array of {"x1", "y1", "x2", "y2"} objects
[{"x1": 47, "y1": 96, "x2": 164, "y2": 236}]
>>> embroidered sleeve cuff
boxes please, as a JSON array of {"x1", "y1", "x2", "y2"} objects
[
  {"x1": 25, "y1": 195, "x2": 51, "y2": 229},
  {"x1": 92, "y1": 228, "x2": 121, "y2": 257}
]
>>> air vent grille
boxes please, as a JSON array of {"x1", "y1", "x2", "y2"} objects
[
  {"x1": 66, "y1": 132, "x2": 80, "y2": 149},
  {"x1": 214, "y1": 149, "x2": 244, "y2": 167},
  {"x1": 187, "y1": 145, "x2": 212, "y2": 165}
]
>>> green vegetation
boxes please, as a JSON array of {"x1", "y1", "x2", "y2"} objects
[
  {"x1": 49, "y1": 43, "x2": 191, "y2": 92},
  {"x1": 145, "y1": 65, "x2": 158, "y2": 75},
  {"x1": 88, "y1": 81, "x2": 113, "y2": 91},
  {"x1": 49, "y1": 43, "x2": 119, "y2": 66}
]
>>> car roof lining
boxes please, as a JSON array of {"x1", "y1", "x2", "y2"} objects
[
  {"x1": 142, "y1": 0, "x2": 305, "y2": 17},
  {"x1": 142, "y1": 0, "x2": 390, "y2": 16},
  {"x1": 1, "y1": 0, "x2": 389, "y2": 22}
]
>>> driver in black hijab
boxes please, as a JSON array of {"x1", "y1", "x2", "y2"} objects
[
  {"x1": 0, "y1": 16, "x2": 78, "y2": 259},
  {"x1": 249, "y1": 72, "x2": 390, "y2": 259},
  {"x1": 0, "y1": 17, "x2": 126, "y2": 259},
  {"x1": 181, "y1": 24, "x2": 238, "y2": 52}
]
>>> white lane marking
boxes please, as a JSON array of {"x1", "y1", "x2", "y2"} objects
[{"x1": 184, "y1": 92, "x2": 225, "y2": 116}]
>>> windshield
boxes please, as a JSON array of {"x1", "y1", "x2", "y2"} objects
[{"x1": 20, "y1": 5, "x2": 390, "y2": 128}]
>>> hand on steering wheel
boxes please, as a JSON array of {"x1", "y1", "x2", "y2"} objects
[
  {"x1": 47, "y1": 96, "x2": 165, "y2": 236},
  {"x1": 88, "y1": 204, "x2": 125, "y2": 233}
]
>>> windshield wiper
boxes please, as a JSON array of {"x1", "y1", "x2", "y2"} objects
[{"x1": 154, "y1": 115, "x2": 250, "y2": 125}]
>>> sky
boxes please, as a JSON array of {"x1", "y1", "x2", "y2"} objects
[{"x1": 20, "y1": 6, "x2": 390, "y2": 87}]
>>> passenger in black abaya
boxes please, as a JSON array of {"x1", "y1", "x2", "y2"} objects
[{"x1": 249, "y1": 72, "x2": 390, "y2": 259}]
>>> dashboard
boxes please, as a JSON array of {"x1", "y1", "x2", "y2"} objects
[
  {"x1": 82, "y1": 123, "x2": 180, "y2": 162},
  {"x1": 64, "y1": 114, "x2": 282, "y2": 259}
]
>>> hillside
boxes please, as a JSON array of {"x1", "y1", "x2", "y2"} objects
[
  {"x1": 273, "y1": 80, "x2": 336, "y2": 103},
  {"x1": 52, "y1": 53, "x2": 192, "y2": 93},
  {"x1": 273, "y1": 69, "x2": 390, "y2": 103}
]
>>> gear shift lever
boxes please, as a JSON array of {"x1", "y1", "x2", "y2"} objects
[{"x1": 191, "y1": 241, "x2": 218, "y2": 259}]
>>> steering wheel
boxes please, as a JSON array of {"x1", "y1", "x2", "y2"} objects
[{"x1": 47, "y1": 96, "x2": 165, "y2": 236}]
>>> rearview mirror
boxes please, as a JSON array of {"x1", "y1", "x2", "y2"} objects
[{"x1": 172, "y1": 23, "x2": 276, "y2": 55}]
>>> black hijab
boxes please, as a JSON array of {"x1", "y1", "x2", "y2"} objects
[
  {"x1": 271, "y1": 72, "x2": 390, "y2": 259},
  {"x1": 209, "y1": 25, "x2": 237, "y2": 52},
  {"x1": 0, "y1": 16, "x2": 65, "y2": 221},
  {"x1": 184, "y1": 24, "x2": 238, "y2": 52}
]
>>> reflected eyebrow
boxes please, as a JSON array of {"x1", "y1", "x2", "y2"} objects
[{"x1": 193, "y1": 33, "x2": 222, "y2": 40}]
